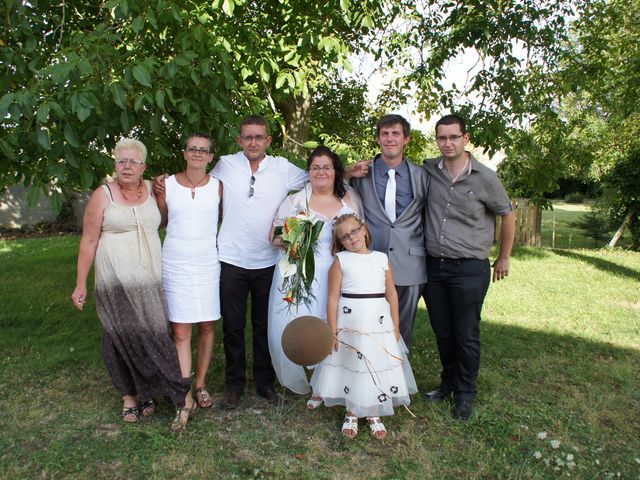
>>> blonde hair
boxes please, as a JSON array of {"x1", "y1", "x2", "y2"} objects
[
  {"x1": 331, "y1": 213, "x2": 371, "y2": 255},
  {"x1": 114, "y1": 138, "x2": 147, "y2": 163}
]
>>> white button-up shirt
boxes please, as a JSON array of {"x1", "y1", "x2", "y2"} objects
[{"x1": 212, "y1": 151, "x2": 307, "y2": 269}]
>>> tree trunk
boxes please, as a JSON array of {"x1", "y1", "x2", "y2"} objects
[
  {"x1": 608, "y1": 210, "x2": 632, "y2": 249},
  {"x1": 279, "y1": 94, "x2": 312, "y2": 159}
]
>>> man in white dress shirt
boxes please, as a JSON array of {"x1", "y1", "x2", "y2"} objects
[{"x1": 213, "y1": 116, "x2": 307, "y2": 409}]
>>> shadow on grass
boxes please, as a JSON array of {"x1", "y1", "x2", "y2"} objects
[
  {"x1": 553, "y1": 249, "x2": 640, "y2": 282},
  {"x1": 509, "y1": 246, "x2": 552, "y2": 260},
  {"x1": 2, "y1": 307, "x2": 639, "y2": 479}
]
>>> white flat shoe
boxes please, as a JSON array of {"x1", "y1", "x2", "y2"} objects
[
  {"x1": 367, "y1": 416, "x2": 387, "y2": 440},
  {"x1": 341, "y1": 415, "x2": 358, "y2": 438}
]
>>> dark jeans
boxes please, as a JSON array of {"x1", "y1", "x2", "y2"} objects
[
  {"x1": 220, "y1": 262, "x2": 275, "y2": 393},
  {"x1": 423, "y1": 256, "x2": 490, "y2": 400}
]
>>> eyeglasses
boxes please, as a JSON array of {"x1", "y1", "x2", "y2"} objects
[
  {"x1": 309, "y1": 165, "x2": 335, "y2": 173},
  {"x1": 338, "y1": 226, "x2": 363, "y2": 242},
  {"x1": 186, "y1": 147, "x2": 211, "y2": 155},
  {"x1": 435, "y1": 134, "x2": 464, "y2": 143},
  {"x1": 249, "y1": 175, "x2": 256, "y2": 198},
  {"x1": 240, "y1": 135, "x2": 267, "y2": 143},
  {"x1": 115, "y1": 158, "x2": 144, "y2": 167}
]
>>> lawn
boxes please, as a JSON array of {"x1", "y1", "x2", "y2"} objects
[
  {"x1": 539, "y1": 201, "x2": 632, "y2": 250},
  {"x1": 0, "y1": 233, "x2": 639, "y2": 479}
]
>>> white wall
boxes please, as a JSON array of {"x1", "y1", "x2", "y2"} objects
[{"x1": 0, "y1": 186, "x2": 89, "y2": 229}]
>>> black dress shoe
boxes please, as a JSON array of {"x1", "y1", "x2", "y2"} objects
[
  {"x1": 454, "y1": 399, "x2": 473, "y2": 421},
  {"x1": 257, "y1": 386, "x2": 285, "y2": 405},
  {"x1": 423, "y1": 385, "x2": 453, "y2": 402},
  {"x1": 221, "y1": 390, "x2": 242, "y2": 410}
]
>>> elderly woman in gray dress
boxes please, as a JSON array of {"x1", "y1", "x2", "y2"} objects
[{"x1": 71, "y1": 138, "x2": 193, "y2": 432}]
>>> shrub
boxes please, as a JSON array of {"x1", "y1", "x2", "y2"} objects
[{"x1": 570, "y1": 211, "x2": 612, "y2": 247}]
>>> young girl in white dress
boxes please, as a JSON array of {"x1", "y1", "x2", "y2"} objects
[{"x1": 310, "y1": 213, "x2": 417, "y2": 439}]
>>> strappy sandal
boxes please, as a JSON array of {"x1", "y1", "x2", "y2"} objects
[
  {"x1": 341, "y1": 415, "x2": 358, "y2": 438},
  {"x1": 195, "y1": 387, "x2": 213, "y2": 409},
  {"x1": 306, "y1": 397, "x2": 323, "y2": 410},
  {"x1": 367, "y1": 417, "x2": 387, "y2": 440},
  {"x1": 121, "y1": 406, "x2": 140, "y2": 423},
  {"x1": 139, "y1": 399, "x2": 156, "y2": 417},
  {"x1": 171, "y1": 398, "x2": 197, "y2": 433}
]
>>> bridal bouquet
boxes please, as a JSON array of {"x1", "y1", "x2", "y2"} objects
[{"x1": 273, "y1": 210, "x2": 324, "y2": 310}]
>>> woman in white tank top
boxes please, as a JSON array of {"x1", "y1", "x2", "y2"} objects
[{"x1": 156, "y1": 133, "x2": 222, "y2": 431}]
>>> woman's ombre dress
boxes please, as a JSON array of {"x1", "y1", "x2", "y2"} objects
[{"x1": 94, "y1": 181, "x2": 189, "y2": 405}]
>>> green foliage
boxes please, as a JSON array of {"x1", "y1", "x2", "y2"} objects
[
  {"x1": 551, "y1": 0, "x2": 639, "y2": 248},
  {"x1": 377, "y1": 0, "x2": 580, "y2": 154},
  {"x1": 569, "y1": 210, "x2": 612, "y2": 248},
  {"x1": 308, "y1": 78, "x2": 378, "y2": 162},
  {"x1": 0, "y1": 0, "x2": 385, "y2": 205},
  {"x1": 404, "y1": 129, "x2": 441, "y2": 164},
  {"x1": 485, "y1": 0, "x2": 640, "y2": 249}
]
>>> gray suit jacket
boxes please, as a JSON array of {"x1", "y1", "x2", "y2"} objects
[{"x1": 351, "y1": 159, "x2": 429, "y2": 286}]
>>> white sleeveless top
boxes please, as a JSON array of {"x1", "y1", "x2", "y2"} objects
[{"x1": 161, "y1": 175, "x2": 221, "y2": 322}]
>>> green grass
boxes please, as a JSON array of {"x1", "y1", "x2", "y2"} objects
[
  {"x1": 1, "y1": 231, "x2": 639, "y2": 479},
  {"x1": 540, "y1": 202, "x2": 594, "y2": 249},
  {"x1": 540, "y1": 201, "x2": 632, "y2": 249}
]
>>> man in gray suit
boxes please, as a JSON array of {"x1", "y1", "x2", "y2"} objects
[{"x1": 348, "y1": 114, "x2": 429, "y2": 349}]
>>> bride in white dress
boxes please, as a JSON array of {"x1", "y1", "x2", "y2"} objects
[{"x1": 268, "y1": 146, "x2": 363, "y2": 397}]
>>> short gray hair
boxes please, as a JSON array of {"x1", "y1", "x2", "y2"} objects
[{"x1": 114, "y1": 138, "x2": 147, "y2": 163}]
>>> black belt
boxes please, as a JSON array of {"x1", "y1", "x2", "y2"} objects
[
  {"x1": 341, "y1": 293, "x2": 385, "y2": 299},
  {"x1": 427, "y1": 256, "x2": 484, "y2": 263}
]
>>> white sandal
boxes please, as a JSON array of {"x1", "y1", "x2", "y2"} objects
[
  {"x1": 341, "y1": 415, "x2": 358, "y2": 438},
  {"x1": 367, "y1": 417, "x2": 387, "y2": 440},
  {"x1": 306, "y1": 397, "x2": 323, "y2": 410}
]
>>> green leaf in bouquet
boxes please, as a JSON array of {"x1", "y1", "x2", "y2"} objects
[{"x1": 303, "y1": 246, "x2": 315, "y2": 290}]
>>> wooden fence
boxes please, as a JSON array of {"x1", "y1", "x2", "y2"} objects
[{"x1": 495, "y1": 197, "x2": 541, "y2": 246}]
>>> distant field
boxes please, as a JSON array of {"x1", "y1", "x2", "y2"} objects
[{"x1": 539, "y1": 201, "x2": 631, "y2": 249}]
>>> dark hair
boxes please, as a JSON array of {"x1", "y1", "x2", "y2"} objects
[
  {"x1": 331, "y1": 213, "x2": 371, "y2": 255},
  {"x1": 435, "y1": 114, "x2": 467, "y2": 135},
  {"x1": 307, "y1": 145, "x2": 346, "y2": 199},
  {"x1": 185, "y1": 132, "x2": 215, "y2": 154},
  {"x1": 240, "y1": 115, "x2": 270, "y2": 135},
  {"x1": 376, "y1": 114, "x2": 410, "y2": 138}
]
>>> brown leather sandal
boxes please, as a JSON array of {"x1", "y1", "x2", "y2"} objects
[
  {"x1": 195, "y1": 386, "x2": 213, "y2": 409},
  {"x1": 139, "y1": 399, "x2": 156, "y2": 417},
  {"x1": 171, "y1": 395, "x2": 197, "y2": 433}
]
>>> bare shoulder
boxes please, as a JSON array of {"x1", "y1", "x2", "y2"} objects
[
  {"x1": 82, "y1": 184, "x2": 110, "y2": 222},
  {"x1": 89, "y1": 184, "x2": 110, "y2": 206}
]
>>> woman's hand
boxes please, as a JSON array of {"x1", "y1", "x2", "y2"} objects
[
  {"x1": 71, "y1": 286, "x2": 87, "y2": 311},
  {"x1": 272, "y1": 234, "x2": 286, "y2": 250},
  {"x1": 333, "y1": 333, "x2": 339, "y2": 352},
  {"x1": 394, "y1": 329, "x2": 401, "y2": 342}
]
